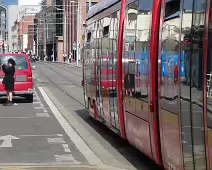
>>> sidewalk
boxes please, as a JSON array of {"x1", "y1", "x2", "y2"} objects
[{"x1": 56, "y1": 61, "x2": 82, "y2": 68}]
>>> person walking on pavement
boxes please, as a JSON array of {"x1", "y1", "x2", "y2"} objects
[
  {"x1": 69, "y1": 52, "x2": 72, "y2": 63},
  {"x1": 63, "y1": 53, "x2": 67, "y2": 62},
  {"x1": 1, "y1": 58, "x2": 16, "y2": 106}
]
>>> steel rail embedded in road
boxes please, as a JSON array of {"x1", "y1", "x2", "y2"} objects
[
  {"x1": 40, "y1": 63, "x2": 85, "y2": 107},
  {"x1": 51, "y1": 62, "x2": 82, "y2": 77},
  {"x1": 42, "y1": 62, "x2": 82, "y2": 88}
]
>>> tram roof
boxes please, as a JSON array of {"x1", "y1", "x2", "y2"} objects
[{"x1": 87, "y1": 0, "x2": 120, "y2": 20}]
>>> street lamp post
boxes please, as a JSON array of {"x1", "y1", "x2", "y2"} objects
[
  {"x1": 37, "y1": 25, "x2": 38, "y2": 57},
  {"x1": 71, "y1": 1, "x2": 75, "y2": 63},
  {"x1": 76, "y1": 0, "x2": 81, "y2": 66}
]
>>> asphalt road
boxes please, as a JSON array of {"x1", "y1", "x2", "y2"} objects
[{"x1": 0, "y1": 62, "x2": 161, "y2": 170}]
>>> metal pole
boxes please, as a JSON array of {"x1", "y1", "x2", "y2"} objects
[
  {"x1": 63, "y1": 3, "x2": 66, "y2": 60},
  {"x1": 37, "y1": 25, "x2": 38, "y2": 57},
  {"x1": 44, "y1": 18, "x2": 46, "y2": 60},
  {"x1": 72, "y1": 2, "x2": 74, "y2": 62},
  {"x1": 52, "y1": 34, "x2": 55, "y2": 61},
  {"x1": 76, "y1": 1, "x2": 80, "y2": 66}
]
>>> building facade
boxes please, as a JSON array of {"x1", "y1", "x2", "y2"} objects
[
  {"x1": 8, "y1": 5, "x2": 19, "y2": 53},
  {"x1": 11, "y1": 20, "x2": 19, "y2": 52},
  {"x1": 18, "y1": 15, "x2": 35, "y2": 52},
  {"x1": 35, "y1": 0, "x2": 63, "y2": 61},
  {"x1": 0, "y1": 5, "x2": 6, "y2": 53},
  {"x1": 63, "y1": 0, "x2": 99, "y2": 62},
  {"x1": 27, "y1": 25, "x2": 34, "y2": 53}
]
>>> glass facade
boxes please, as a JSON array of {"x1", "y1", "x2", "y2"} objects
[{"x1": 55, "y1": 0, "x2": 63, "y2": 36}]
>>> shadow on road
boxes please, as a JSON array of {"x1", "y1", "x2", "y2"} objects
[
  {"x1": 0, "y1": 97, "x2": 29, "y2": 104},
  {"x1": 75, "y1": 109, "x2": 163, "y2": 170}
]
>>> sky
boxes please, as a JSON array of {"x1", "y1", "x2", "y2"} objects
[{"x1": 4, "y1": 0, "x2": 18, "y2": 7}]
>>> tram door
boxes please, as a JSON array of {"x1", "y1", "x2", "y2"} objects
[
  {"x1": 158, "y1": 0, "x2": 207, "y2": 169},
  {"x1": 96, "y1": 20, "x2": 104, "y2": 119}
]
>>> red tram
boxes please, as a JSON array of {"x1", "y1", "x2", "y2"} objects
[{"x1": 82, "y1": 0, "x2": 212, "y2": 169}]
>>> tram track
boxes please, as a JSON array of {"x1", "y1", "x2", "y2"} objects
[
  {"x1": 39, "y1": 62, "x2": 85, "y2": 107},
  {"x1": 42, "y1": 62, "x2": 82, "y2": 88},
  {"x1": 51, "y1": 62, "x2": 82, "y2": 77}
]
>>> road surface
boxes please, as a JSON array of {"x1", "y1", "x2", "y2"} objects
[{"x1": 0, "y1": 62, "x2": 160, "y2": 170}]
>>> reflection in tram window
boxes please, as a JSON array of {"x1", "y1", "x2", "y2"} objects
[
  {"x1": 123, "y1": 0, "x2": 152, "y2": 102},
  {"x1": 160, "y1": 0, "x2": 180, "y2": 113},
  {"x1": 158, "y1": 1, "x2": 183, "y2": 168},
  {"x1": 123, "y1": 1, "x2": 137, "y2": 97},
  {"x1": 184, "y1": 0, "x2": 207, "y2": 169},
  {"x1": 207, "y1": 2, "x2": 212, "y2": 168},
  {"x1": 90, "y1": 22, "x2": 97, "y2": 85},
  {"x1": 134, "y1": 0, "x2": 152, "y2": 102},
  {"x1": 108, "y1": 11, "x2": 120, "y2": 128},
  {"x1": 85, "y1": 25, "x2": 92, "y2": 85},
  {"x1": 208, "y1": 2, "x2": 212, "y2": 114},
  {"x1": 180, "y1": 1, "x2": 195, "y2": 169},
  {"x1": 191, "y1": 0, "x2": 207, "y2": 168}
]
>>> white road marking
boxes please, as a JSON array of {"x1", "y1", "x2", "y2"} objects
[
  {"x1": 0, "y1": 117, "x2": 29, "y2": 119},
  {"x1": 33, "y1": 101, "x2": 42, "y2": 104},
  {"x1": 0, "y1": 116, "x2": 51, "y2": 119},
  {"x1": 33, "y1": 99, "x2": 41, "y2": 103},
  {"x1": 34, "y1": 106, "x2": 44, "y2": 109},
  {"x1": 36, "y1": 113, "x2": 50, "y2": 117},
  {"x1": 0, "y1": 135, "x2": 20, "y2": 148},
  {"x1": 47, "y1": 137, "x2": 65, "y2": 144},
  {"x1": 38, "y1": 87, "x2": 103, "y2": 165},
  {"x1": 62, "y1": 144, "x2": 71, "y2": 153},
  {"x1": 54, "y1": 154, "x2": 80, "y2": 164}
]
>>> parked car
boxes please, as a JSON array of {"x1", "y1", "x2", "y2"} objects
[{"x1": 0, "y1": 54, "x2": 34, "y2": 102}]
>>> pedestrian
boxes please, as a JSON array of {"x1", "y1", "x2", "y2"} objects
[
  {"x1": 51, "y1": 54, "x2": 54, "y2": 62},
  {"x1": 63, "y1": 53, "x2": 67, "y2": 62},
  {"x1": 1, "y1": 58, "x2": 16, "y2": 106},
  {"x1": 69, "y1": 52, "x2": 72, "y2": 63}
]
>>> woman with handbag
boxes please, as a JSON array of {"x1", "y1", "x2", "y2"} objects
[{"x1": 1, "y1": 58, "x2": 16, "y2": 106}]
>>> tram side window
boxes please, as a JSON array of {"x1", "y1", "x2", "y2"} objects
[
  {"x1": 101, "y1": 17, "x2": 111, "y2": 77},
  {"x1": 160, "y1": 0, "x2": 181, "y2": 113},
  {"x1": 108, "y1": 12, "x2": 118, "y2": 78},
  {"x1": 85, "y1": 26, "x2": 92, "y2": 84},
  {"x1": 124, "y1": 1, "x2": 138, "y2": 97},
  {"x1": 134, "y1": 0, "x2": 153, "y2": 102},
  {"x1": 90, "y1": 23, "x2": 96, "y2": 85}
]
